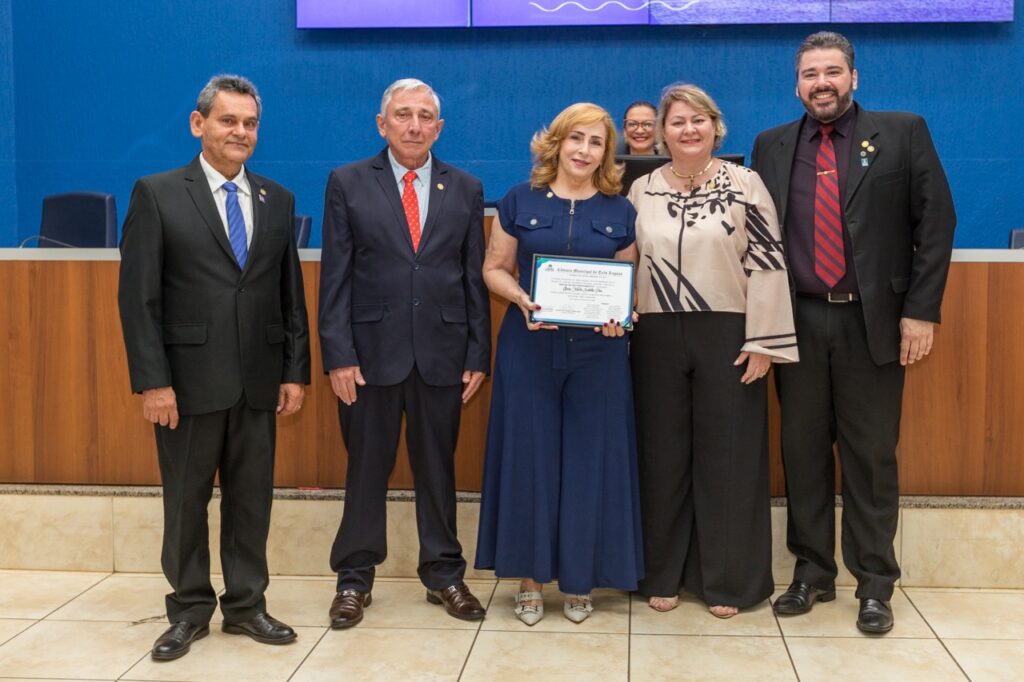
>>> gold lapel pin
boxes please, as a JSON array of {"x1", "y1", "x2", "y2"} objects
[
  {"x1": 867, "y1": 145, "x2": 876, "y2": 153},
  {"x1": 260, "y1": 188, "x2": 267, "y2": 195},
  {"x1": 436, "y1": 183, "x2": 445, "y2": 191},
  {"x1": 861, "y1": 140, "x2": 869, "y2": 148}
]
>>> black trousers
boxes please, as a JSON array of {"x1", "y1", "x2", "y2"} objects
[
  {"x1": 330, "y1": 368, "x2": 466, "y2": 593},
  {"x1": 154, "y1": 396, "x2": 275, "y2": 625},
  {"x1": 632, "y1": 312, "x2": 773, "y2": 608},
  {"x1": 776, "y1": 298, "x2": 904, "y2": 600}
]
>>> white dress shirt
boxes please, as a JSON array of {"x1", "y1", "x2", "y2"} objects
[{"x1": 199, "y1": 153, "x2": 254, "y2": 247}]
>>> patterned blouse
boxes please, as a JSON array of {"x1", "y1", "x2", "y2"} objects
[{"x1": 628, "y1": 161, "x2": 799, "y2": 362}]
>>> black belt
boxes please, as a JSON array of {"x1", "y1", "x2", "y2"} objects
[{"x1": 797, "y1": 292, "x2": 860, "y2": 303}]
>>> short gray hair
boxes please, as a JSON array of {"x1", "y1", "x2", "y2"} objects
[
  {"x1": 796, "y1": 31, "x2": 856, "y2": 75},
  {"x1": 379, "y1": 78, "x2": 441, "y2": 118},
  {"x1": 196, "y1": 74, "x2": 262, "y2": 118}
]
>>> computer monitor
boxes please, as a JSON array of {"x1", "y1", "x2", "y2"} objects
[{"x1": 617, "y1": 153, "x2": 745, "y2": 196}]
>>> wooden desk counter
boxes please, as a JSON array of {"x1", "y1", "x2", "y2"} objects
[{"x1": 1, "y1": 245, "x2": 1022, "y2": 495}]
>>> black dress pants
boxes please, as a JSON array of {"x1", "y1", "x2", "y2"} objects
[
  {"x1": 330, "y1": 368, "x2": 466, "y2": 593},
  {"x1": 632, "y1": 312, "x2": 773, "y2": 608},
  {"x1": 776, "y1": 298, "x2": 904, "y2": 600},
  {"x1": 154, "y1": 395, "x2": 276, "y2": 625}
]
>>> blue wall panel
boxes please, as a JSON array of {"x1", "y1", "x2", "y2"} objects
[
  {"x1": 0, "y1": 0, "x2": 16, "y2": 245},
  {"x1": 5, "y1": 1, "x2": 1022, "y2": 247}
]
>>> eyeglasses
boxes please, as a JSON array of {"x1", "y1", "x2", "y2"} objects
[{"x1": 624, "y1": 120, "x2": 655, "y2": 132}]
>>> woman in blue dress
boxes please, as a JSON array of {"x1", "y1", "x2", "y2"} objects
[{"x1": 475, "y1": 103, "x2": 643, "y2": 625}]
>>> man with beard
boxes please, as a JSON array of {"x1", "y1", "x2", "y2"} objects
[{"x1": 751, "y1": 32, "x2": 955, "y2": 633}]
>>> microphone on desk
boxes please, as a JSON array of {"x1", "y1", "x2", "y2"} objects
[{"x1": 18, "y1": 234, "x2": 79, "y2": 248}]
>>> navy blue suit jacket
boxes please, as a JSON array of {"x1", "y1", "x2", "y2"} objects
[{"x1": 318, "y1": 149, "x2": 490, "y2": 386}]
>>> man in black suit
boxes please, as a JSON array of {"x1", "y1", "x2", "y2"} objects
[
  {"x1": 319, "y1": 78, "x2": 490, "y2": 628},
  {"x1": 751, "y1": 32, "x2": 955, "y2": 633},
  {"x1": 118, "y1": 74, "x2": 310, "y2": 660}
]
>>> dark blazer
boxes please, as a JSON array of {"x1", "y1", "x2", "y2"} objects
[
  {"x1": 751, "y1": 107, "x2": 956, "y2": 365},
  {"x1": 118, "y1": 156, "x2": 311, "y2": 414},
  {"x1": 318, "y1": 149, "x2": 490, "y2": 386}
]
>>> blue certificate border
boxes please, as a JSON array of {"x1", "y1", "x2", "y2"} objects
[{"x1": 529, "y1": 254, "x2": 635, "y2": 330}]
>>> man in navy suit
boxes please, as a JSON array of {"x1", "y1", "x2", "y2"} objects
[
  {"x1": 751, "y1": 32, "x2": 955, "y2": 634},
  {"x1": 319, "y1": 78, "x2": 491, "y2": 628},
  {"x1": 119, "y1": 74, "x2": 310, "y2": 660}
]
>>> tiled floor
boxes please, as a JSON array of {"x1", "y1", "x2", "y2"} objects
[{"x1": 1, "y1": 570, "x2": 1022, "y2": 681}]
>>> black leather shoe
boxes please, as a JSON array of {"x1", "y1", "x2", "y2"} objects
[
  {"x1": 857, "y1": 598, "x2": 894, "y2": 633},
  {"x1": 222, "y1": 612, "x2": 297, "y2": 644},
  {"x1": 772, "y1": 580, "x2": 837, "y2": 615},
  {"x1": 151, "y1": 621, "x2": 209, "y2": 661}
]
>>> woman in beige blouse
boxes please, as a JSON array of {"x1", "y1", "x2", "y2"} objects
[{"x1": 627, "y1": 83, "x2": 798, "y2": 617}]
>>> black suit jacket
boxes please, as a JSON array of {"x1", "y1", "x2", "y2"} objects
[
  {"x1": 118, "y1": 156, "x2": 311, "y2": 414},
  {"x1": 751, "y1": 107, "x2": 956, "y2": 365},
  {"x1": 318, "y1": 149, "x2": 490, "y2": 386}
]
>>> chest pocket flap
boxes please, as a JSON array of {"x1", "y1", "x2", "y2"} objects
[
  {"x1": 515, "y1": 214, "x2": 554, "y2": 230},
  {"x1": 591, "y1": 220, "x2": 628, "y2": 239}
]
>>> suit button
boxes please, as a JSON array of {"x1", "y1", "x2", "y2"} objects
[
  {"x1": 238, "y1": 288, "x2": 246, "y2": 294},
  {"x1": 412, "y1": 298, "x2": 420, "y2": 306},
  {"x1": 605, "y1": 226, "x2": 613, "y2": 233},
  {"x1": 412, "y1": 264, "x2": 420, "y2": 271}
]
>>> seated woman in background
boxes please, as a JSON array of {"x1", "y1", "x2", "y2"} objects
[
  {"x1": 627, "y1": 83, "x2": 798, "y2": 618},
  {"x1": 619, "y1": 100, "x2": 660, "y2": 155},
  {"x1": 475, "y1": 102, "x2": 644, "y2": 626}
]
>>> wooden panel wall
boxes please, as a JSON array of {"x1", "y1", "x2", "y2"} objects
[{"x1": 2, "y1": 254, "x2": 1022, "y2": 495}]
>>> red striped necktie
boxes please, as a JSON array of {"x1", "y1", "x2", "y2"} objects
[{"x1": 813, "y1": 124, "x2": 845, "y2": 288}]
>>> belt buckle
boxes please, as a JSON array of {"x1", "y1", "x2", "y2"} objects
[{"x1": 827, "y1": 292, "x2": 851, "y2": 304}]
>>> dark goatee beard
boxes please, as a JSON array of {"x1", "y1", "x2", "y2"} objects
[{"x1": 804, "y1": 89, "x2": 853, "y2": 123}]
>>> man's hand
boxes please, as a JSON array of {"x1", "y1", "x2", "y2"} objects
[
  {"x1": 142, "y1": 386, "x2": 179, "y2": 429},
  {"x1": 329, "y1": 366, "x2": 366, "y2": 406},
  {"x1": 277, "y1": 383, "x2": 304, "y2": 416},
  {"x1": 462, "y1": 370, "x2": 486, "y2": 403},
  {"x1": 900, "y1": 317, "x2": 936, "y2": 366}
]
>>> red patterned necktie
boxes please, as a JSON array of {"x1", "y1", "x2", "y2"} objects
[
  {"x1": 814, "y1": 124, "x2": 845, "y2": 288},
  {"x1": 401, "y1": 170, "x2": 421, "y2": 251}
]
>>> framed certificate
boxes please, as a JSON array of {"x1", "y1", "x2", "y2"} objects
[{"x1": 529, "y1": 254, "x2": 635, "y2": 329}]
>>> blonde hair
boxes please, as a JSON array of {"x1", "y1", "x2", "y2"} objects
[
  {"x1": 529, "y1": 103, "x2": 623, "y2": 196},
  {"x1": 657, "y1": 83, "x2": 727, "y2": 150}
]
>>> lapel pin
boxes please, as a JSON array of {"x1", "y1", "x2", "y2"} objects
[
  {"x1": 259, "y1": 188, "x2": 267, "y2": 203},
  {"x1": 861, "y1": 157, "x2": 870, "y2": 167},
  {"x1": 546, "y1": 191, "x2": 554, "y2": 198},
  {"x1": 861, "y1": 140, "x2": 869, "y2": 148},
  {"x1": 436, "y1": 183, "x2": 445, "y2": 191},
  {"x1": 860, "y1": 151, "x2": 867, "y2": 157},
  {"x1": 867, "y1": 145, "x2": 876, "y2": 153}
]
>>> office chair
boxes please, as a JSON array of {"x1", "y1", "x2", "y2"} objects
[
  {"x1": 295, "y1": 214, "x2": 312, "y2": 248},
  {"x1": 1009, "y1": 228, "x2": 1024, "y2": 249},
  {"x1": 21, "y1": 192, "x2": 118, "y2": 247}
]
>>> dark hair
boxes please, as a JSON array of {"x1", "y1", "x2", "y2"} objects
[
  {"x1": 796, "y1": 31, "x2": 855, "y2": 74},
  {"x1": 196, "y1": 74, "x2": 262, "y2": 118},
  {"x1": 623, "y1": 100, "x2": 657, "y2": 121}
]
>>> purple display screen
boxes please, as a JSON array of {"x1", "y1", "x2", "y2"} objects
[
  {"x1": 296, "y1": 0, "x2": 470, "y2": 28},
  {"x1": 297, "y1": 0, "x2": 1014, "y2": 28}
]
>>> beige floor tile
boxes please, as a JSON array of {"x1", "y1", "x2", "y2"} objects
[
  {"x1": 480, "y1": 580, "x2": 629, "y2": 634},
  {"x1": 291, "y1": 627, "x2": 475, "y2": 681},
  {"x1": 462, "y1": 630, "x2": 628, "y2": 681},
  {"x1": 122, "y1": 625, "x2": 324, "y2": 682},
  {"x1": 630, "y1": 633, "x2": 796, "y2": 681},
  {"x1": 630, "y1": 592, "x2": 777, "y2": 637},
  {"x1": 0, "y1": 618, "x2": 35, "y2": 646},
  {"x1": 944, "y1": 638, "x2": 1024, "y2": 681},
  {"x1": 0, "y1": 495, "x2": 114, "y2": 571},
  {"x1": 786, "y1": 637, "x2": 965, "y2": 682},
  {"x1": 47, "y1": 574, "x2": 225, "y2": 624},
  {"x1": 261, "y1": 576, "x2": 336, "y2": 628},
  {"x1": 113, "y1": 496, "x2": 223, "y2": 574},
  {"x1": 771, "y1": 506, "x2": 903, "y2": 588},
  {"x1": 266, "y1": 499, "x2": 337, "y2": 576},
  {"x1": 0, "y1": 619, "x2": 166, "y2": 679},
  {"x1": 0, "y1": 569, "x2": 109, "y2": 618},
  {"x1": 901, "y1": 509, "x2": 1024, "y2": 588},
  {"x1": 773, "y1": 587, "x2": 932, "y2": 638},
  {"x1": 905, "y1": 589, "x2": 1024, "y2": 639}
]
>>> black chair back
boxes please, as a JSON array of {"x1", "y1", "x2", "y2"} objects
[
  {"x1": 1009, "y1": 229, "x2": 1024, "y2": 249},
  {"x1": 295, "y1": 214, "x2": 312, "y2": 248},
  {"x1": 35, "y1": 192, "x2": 118, "y2": 247}
]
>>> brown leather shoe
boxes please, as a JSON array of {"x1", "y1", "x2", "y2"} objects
[
  {"x1": 426, "y1": 583, "x2": 486, "y2": 621},
  {"x1": 329, "y1": 589, "x2": 372, "y2": 629}
]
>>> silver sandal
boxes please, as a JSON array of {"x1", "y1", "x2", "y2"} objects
[
  {"x1": 514, "y1": 590, "x2": 544, "y2": 626},
  {"x1": 563, "y1": 593, "x2": 593, "y2": 623}
]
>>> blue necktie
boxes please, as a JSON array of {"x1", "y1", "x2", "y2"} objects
[{"x1": 222, "y1": 181, "x2": 248, "y2": 269}]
